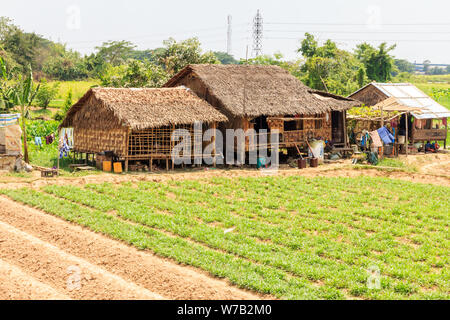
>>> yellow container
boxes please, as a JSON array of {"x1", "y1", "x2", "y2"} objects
[
  {"x1": 113, "y1": 162, "x2": 122, "y2": 174},
  {"x1": 102, "y1": 161, "x2": 112, "y2": 172}
]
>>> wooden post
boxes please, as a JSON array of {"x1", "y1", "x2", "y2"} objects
[
  {"x1": 149, "y1": 158, "x2": 153, "y2": 172},
  {"x1": 445, "y1": 119, "x2": 448, "y2": 150},
  {"x1": 166, "y1": 158, "x2": 169, "y2": 171},
  {"x1": 125, "y1": 128, "x2": 130, "y2": 172},
  {"x1": 212, "y1": 122, "x2": 217, "y2": 168},
  {"x1": 380, "y1": 107, "x2": 384, "y2": 160},
  {"x1": 405, "y1": 113, "x2": 409, "y2": 157},
  {"x1": 342, "y1": 111, "x2": 348, "y2": 147}
]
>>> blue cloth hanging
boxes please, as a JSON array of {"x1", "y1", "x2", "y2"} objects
[
  {"x1": 377, "y1": 127, "x2": 395, "y2": 144},
  {"x1": 34, "y1": 136, "x2": 42, "y2": 147},
  {"x1": 59, "y1": 140, "x2": 70, "y2": 159}
]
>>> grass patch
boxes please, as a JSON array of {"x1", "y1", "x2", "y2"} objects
[
  {"x1": 48, "y1": 80, "x2": 99, "y2": 108},
  {"x1": 1, "y1": 176, "x2": 448, "y2": 300}
]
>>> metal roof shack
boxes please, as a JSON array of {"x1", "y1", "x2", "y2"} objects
[{"x1": 349, "y1": 83, "x2": 450, "y2": 120}]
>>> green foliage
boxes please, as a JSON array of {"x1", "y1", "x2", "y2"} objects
[
  {"x1": 214, "y1": 51, "x2": 239, "y2": 64},
  {"x1": 299, "y1": 33, "x2": 318, "y2": 58},
  {"x1": 26, "y1": 119, "x2": 59, "y2": 138},
  {"x1": 53, "y1": 89, "x2": 73, "y2": 121},
  {"x1": 298, "y1": 35, "x2": 364, "y2": 95},
  {"x1": 35, "y1": 79, "x2": 59, "y2": 108},
  {"x1": 42, "y1": 45, "x2": 89, "y2": 81},
  {"x1": 2, "y1": 176, "x2": 448, "y2": 300},
  {"x1": 394, "y1": 59, "x2": 415, "y2": 75},
  {"x1": 155, "y1": 37, "x2": 220, "y2": 75},
  {"x1": 95, "y1": 40, "x2": 136, "y2": 66},
  {"x1": 356, "y1": 43, "x2": 396, "y2": 82},
  {"x1": 100, "y1": 60, "x2": 169, "y2": 88}
]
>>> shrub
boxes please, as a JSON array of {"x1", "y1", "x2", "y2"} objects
[{"x1": 35, "y1": 79, "x2": 59, "y2": 109}]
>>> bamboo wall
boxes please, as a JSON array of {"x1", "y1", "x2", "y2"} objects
[
  {"x1": 70, "y1": 97, "x2": 128, "y2": 157},
  {"x1": 350, "y1": 86, "x2": 388, "y2": 107},
  {"x1": 128, "y1": 124, "x2": 212, "y2": 160}
]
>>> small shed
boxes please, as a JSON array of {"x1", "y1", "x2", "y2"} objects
[
  {"x1": 0, "y1": 113, "x2": 22, "y2": 171},
  {"x1": 164, "y1": 64, "x2": 360, "y2": 151},
  {"x1": 349, "y1": 83, "x2": 450, "y2": 148},
  {"x1": 60, "y1": 87, "x2": 227, "y2": 171}
]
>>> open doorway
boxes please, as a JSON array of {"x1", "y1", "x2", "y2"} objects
[{"x1": 331, "y1": 111, "x2": 344, "y2": 144}]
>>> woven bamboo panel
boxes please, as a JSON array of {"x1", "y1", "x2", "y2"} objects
[
  {"x1": 129, "y1": 124, "x2": 206, "y2": 160},
  {"x1": 74, "y1": 128, "x2": 127, "y2": 156}
]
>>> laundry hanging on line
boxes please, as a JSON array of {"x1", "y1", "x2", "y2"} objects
[
  {"x1": 34, "y1": 136, "x2": 42, "y2": 147},
  {"x1": 369, "y1": 131, "x2": 383, "y2": 148}
]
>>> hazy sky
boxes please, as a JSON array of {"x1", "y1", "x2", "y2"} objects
[{"x1": 2, "y1": 0, "x2": 449, "y2": 63}]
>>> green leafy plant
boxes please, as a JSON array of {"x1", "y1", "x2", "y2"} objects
[{"x1": 35, "y1": 79, "x2": 59, "y2": 109}]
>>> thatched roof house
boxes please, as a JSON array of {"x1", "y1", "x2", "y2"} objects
[
  {"x1": 61, "y1": 87, "x2": 226, "y2": 171},
  {"x1": 62, "y1": 87, "x2": 226, "y2": 130},
  {"x1": 165, "y1": 64, "x2": 360, "y2": 148}
]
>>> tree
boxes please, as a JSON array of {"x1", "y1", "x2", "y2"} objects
[
  {"x1": 95, "y1": 40, "x2": 136, "y2": 66},
  {"x1": 355, "y1": 42, "x2": 396, "y2": 82},
  {"x1": 0, "y1": 57, "x2": 40, "y2": 163},
  {"x1": 154, "y1": 38, "x2": 220, "y2": 75},
  {"x1": 357, "y1": 67, "x2": 367, "y2": 87},
  {"x1": 35, "y1": 79, "x2": 59, "y2": 108},
  {"x1": 100, "y1": 59, "x2": 169, "y2": 88},
  {"x1": 298, "y1": 34, "x2": 363, "y2": 95},
  {"x1": 214, "y1": 52, "x2": 238, "y2": 64},
  {"x1": 394, "y1": 59, "x2": 415, "y2": 75},
  {"x1": 447, "y1": 65, "x2": 450, "y2": 74},
  {"x1": 298, "y1": 33, "x2": 318, "y2": 58}
]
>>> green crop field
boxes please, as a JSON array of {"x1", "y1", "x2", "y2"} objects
[
  {"x1": 1, "y1": 176, "x2": 448, "y2": 300},
  {"x1": 48, "y1": 80, "x2": 99, "y2": 108}
]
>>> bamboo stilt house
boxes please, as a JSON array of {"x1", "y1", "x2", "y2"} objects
[
  {"x1": 60, "y1": 87, "x2": 227, "y2": 171},
  {"x1": 164, "y1": 64, "x2": 361, "y2": 151}
]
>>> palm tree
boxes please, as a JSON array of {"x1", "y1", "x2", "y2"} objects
[{"x1": 0, "y1": 57, "x2": 40, "y2": 163}]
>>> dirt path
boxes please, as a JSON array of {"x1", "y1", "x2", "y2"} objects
[{"x1": 0, "y1": 197, "x2": 266, "y2": 300}]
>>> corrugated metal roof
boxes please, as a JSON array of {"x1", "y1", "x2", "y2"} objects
[{"x1": 370, "y1": 83, "x2": 450, "y2": 119}]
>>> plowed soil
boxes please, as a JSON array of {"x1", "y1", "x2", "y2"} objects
[{"x1": 0, "y1": 197, "x2": 266, "y2": 300}]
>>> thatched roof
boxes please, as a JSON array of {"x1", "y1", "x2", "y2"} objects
[
  {"x1": 61, "y1": 87, "x2": 227, "y2": 130},
  {"x1": 164, "y1": 64, "x2": 360, "y2": 117},
  {"x1": 309, "y1": 90, "x2": 361, "y2": 112}
]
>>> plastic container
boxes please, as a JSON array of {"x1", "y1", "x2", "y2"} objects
[
  {"x1": 113, "y1": 162, "x2": 122, "y2": 174},
  {"x1": 102, "y1": 161, "x2": 112, "y2": 172},
  {"x1": 398, "y1": 136, "x2": 406, "y2": 144},
  {"x1": 257, "y1": 157, "x2": 266, "y2": 169},
  {"x1": 308, "y1": 140, "x2": 325, "y2": 164},
  {"x1": 297, "y1": 159, "x2": 307, "y2": 169},
  {"x1": 384, "y1": 145, "x2": 394, "y2": 155}
]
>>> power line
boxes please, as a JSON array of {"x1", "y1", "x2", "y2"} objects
[
  {"x1": 265, "y1": 22, "x2": 450, "y2": 26},
  {"x1": 264, "y1": 37, "x2": 450, "y2": 43},
  {"x1": 265, "y1": 30, "x2": 450, "y2": 34}
]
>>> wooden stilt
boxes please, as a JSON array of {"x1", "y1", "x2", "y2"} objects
[
  {"x1": 166, "y1": 158, "x2": 169, "y2": 171},
  {"x1": 125, "y1": 158, "x2": 129, "y2": 172},
  {"x1": 212, "y1": 122, "x2": 217, "y2": 168},
  {"x1": 406, "y1": 114, "x2": 409, "y2": 158},
  {"x1": 149, "y1": 158, "x2": 153, "y2": 172}
]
